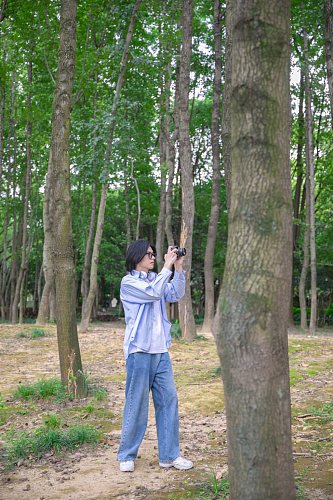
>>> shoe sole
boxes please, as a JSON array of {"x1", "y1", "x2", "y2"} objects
[{"x1": 159, "y1": 463, "x2": 193, "y2": 470}]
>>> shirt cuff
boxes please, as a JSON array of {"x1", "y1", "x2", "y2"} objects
[
  {"x1": 173, "y1": 270, "x2": 186, "y2": 280},
  {"x1": 160, "y1": 267, "x2": 173, "y2": 277}
]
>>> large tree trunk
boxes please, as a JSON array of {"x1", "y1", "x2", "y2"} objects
[
  {"x1": 79, "y1": 0, "x2": 142, "y2": 333},
  {"x1": 178, "y1": 0, "x2": 196, "y2": 341},
  {"x1": 202, "y1": 0, "x2": 222, "y2": 334},
  {"x1": 304, "y1": 29, "x2": 317, "y2": 335},
  {"x1": 50, "y1": 0, "x2": 86, "y2": 397},
  {"x1": 215, "y1": 1, "x2": 296, "y2": 498},
  {"x1": 324, "y1": 0, "x2": 333, "y2": 128}
]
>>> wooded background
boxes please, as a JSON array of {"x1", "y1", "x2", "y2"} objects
[{"x1": 0, "y1": 0, "x2": 332, "y2": 335}]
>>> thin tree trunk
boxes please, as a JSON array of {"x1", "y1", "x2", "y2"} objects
[
  {"x1": 165, "y1": 57, "x2": 180, "y2": 247},
  {"x1": 81, "y1": 180, "x2": 97, "y2": 313},
  {"x1": 79, "y1": 0, "x2": 142, "y2": 332},
  {"x1": 215, "y1": 1, "x2": 295, "y2": 497},
  {"x1": 202, "y1": 0, "x2": 222, "y2": 333},
  {"x1": 0, "y1": 48, "x2": 5, "y2": 186},
  {"x1": 130, "y1": 160, "x2": 141, "y2": 240},
  {"x1": 299, "y1": 193, "x2": 310, "y2": 330},
  {"x1": 324, "y1": 0, "x2": 333, "y2": 128},
  {"x1": 289, "y1": 69, "x2": 305, "y2": 326},
  {"x1": 37, "y1": 161, "x2": 55, "y2": 324},
  {"x1": 221, "y1": 0, "x2": 232, "y2": 210},
  {"x1": 304, "y1": 29, "x2": 317, "y2": 335},
  {"x1": 12, "y1": 58, "x2": 33, "y2": 323},
  {"x1": 124, "y1": 164, "x2": 132, "y2": 245},
  {"x1": 178, "y1": 0, "x2": 196, "y2": 341}
]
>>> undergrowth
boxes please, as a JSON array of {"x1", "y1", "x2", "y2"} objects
[{"x1": 2, "y1": 416, "x2": 102, "y2": 467}]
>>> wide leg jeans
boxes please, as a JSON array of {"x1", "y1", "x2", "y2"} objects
[{"x1": 117, "y1": 352, "x2": 180, "y2": 462}]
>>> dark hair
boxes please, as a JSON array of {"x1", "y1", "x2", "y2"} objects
[{"x1": 125, "y1": 239, "x2": 156, "y2": 272}]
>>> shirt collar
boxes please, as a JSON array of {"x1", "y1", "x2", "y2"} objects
[{"x1": 130, "y1": 270, "x2": 155, "y2": 281}]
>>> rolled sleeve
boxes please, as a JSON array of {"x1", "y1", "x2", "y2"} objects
[{"x1": 164, "y1": 270, "x2": 186, "y2": 302}]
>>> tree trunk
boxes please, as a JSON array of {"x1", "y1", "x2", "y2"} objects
[
  {"x1": 177, "y1": 0, "x2": 196, "y2": 341},
  {"x1": 289, "y1": 69, "x2": 305, "y2": 326},
  {"x1": 299, "y1": 191, "x2": 310, "y2": 330},
  {"x1": 81, "y1": 180, "x2": 97, "y2": 313},
  {"x1": 0, "y1": 49, "x2": 5, "y2": 186},
  {"x1": 221, "y1": 0, "x2": 232, "y2": 210},
  {"x1": 215, "y1": 1, "x2": 296, "y2": 498},
  {"x1": 37, "y1": 161, "x2": 55, "y2": 324},
  {"x1": 324, "y1": 0, "x2": 333, "y2": 128},
  {"x1": 79, "y1": 0, "x2": 142, "y2": 332},
  {"x1": 12, "y1": 58, "x2": 33, "y2": 323},
  {"x1": 50, "y1": 0, "x2": 86, "y2": 397},
  {"x1": 202, "y1": 0, "x2": 222, "y2": 334},
  {"x1": 303, "y1": 29, "x2": 317, "y2": 335},
  {"x1": 124, "y1": 165, "x2": 132, "y2": 245}
]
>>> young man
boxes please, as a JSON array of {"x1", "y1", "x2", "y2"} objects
[{"x1": 117, "y1": 239, "x2": 193, "y2": 472}]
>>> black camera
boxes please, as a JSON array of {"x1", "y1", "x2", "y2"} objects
[{"x1": 172, "y1": 246, "x2": 186, "y2": 257}]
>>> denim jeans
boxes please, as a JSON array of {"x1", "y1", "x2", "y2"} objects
[{"x1": 118, "y1": 352, "x2": 180, "y2": 462}]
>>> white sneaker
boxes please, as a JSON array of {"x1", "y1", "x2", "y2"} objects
[
  {"x1": 119, "y1": 460, "x2": 135, "y2": 472},
  {"x1": 159, "y1": 456, "x2": 193, "y2": 470}
]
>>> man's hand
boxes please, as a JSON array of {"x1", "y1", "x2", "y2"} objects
[
  {"x1": 163, "y1": 247, "x2": 178, "y2": 270},
  {"x1": 174, "y1": 255, "x2": 184, "y2": 272}
]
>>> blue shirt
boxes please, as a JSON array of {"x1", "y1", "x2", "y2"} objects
[{"x1": 120, "y1": 268, "x2": 186, "y2": 359}]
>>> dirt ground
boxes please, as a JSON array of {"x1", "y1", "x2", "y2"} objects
[{"x1": 0, "y1": 322, "x2": 332, "y2": 500}]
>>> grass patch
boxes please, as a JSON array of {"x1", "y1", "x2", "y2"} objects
[
  {"x1": 30, "y1": 328, "x2": 46, "y2": 339},
  {"x1": 91, "y1": 387, "x2": 108, "y2": 402},
  {"x1": 3, "y1": 422, "x2": 102, "y2": 466},
  {"x1": 16, "y1": 328, "x2": 46, "y2": 339},
  {"x1": 199, "y1": 475, "x2": 229, "y2": 499},
  {"x1": 304, "y1": 402, "x2": 333, "y2": 424},
  {"x1": 13, "y1": 378, "x2": 65, "y2": 400},
  {"x1": 289, "y1": 368, "x2": 304, "y2": 386}
]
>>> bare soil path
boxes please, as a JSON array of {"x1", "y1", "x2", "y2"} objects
[{"x1": 0, "y1": 322, "x2": 332, "y2": 499}]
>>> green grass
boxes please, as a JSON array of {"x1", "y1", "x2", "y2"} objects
[
  {"x1": 16, "y1": 328, "x2": 46, "y2": 339},
  {"x1": 289, "y1": 368, "x2": 304, "y2": 386},
  {"x1": 91, "y1": 387, "x2": 108, "y2": 402},
  {"x1": 305, "y1": 401, "x2": 333, "y2": 423},
  {"x1": 199, "y1": 475, "x2": 229, "y2": 499},
  {"x1": 30, "y1": 328, "x2": 46, "y2": 339},
  {"x1": 3, "y1": 422, "x2": 102, "y2": 466},
  {"x1": 13, "y1": 378, "x2": 65, "y2": 400}
]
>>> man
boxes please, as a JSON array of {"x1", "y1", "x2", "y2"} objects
[{"x1": 117, "y1": 239, "x2": 193, "y2": 472}]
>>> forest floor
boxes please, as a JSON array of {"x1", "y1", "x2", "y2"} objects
[{"x1": 0, "y1": 321, "x2": 332, "y2": 500}]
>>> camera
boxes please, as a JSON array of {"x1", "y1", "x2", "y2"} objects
[{"x1": 171, "y1": 246, "x2": 186, "y2": 257}]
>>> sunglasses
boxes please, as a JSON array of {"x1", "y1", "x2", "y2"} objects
[{"x1": 146, "y1": 252, "x2": 157, "y2": 259}]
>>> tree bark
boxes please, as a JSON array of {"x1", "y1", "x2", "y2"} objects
[
  {"x1": 221, "y1": 0, "x2": 232, "y2": 210},
  {"x1": 12, "y1": 58, "x2": 33, "y2": 323},
  {"x1": 303, "y1": 29, "x2": 317, "y2": 335},
  {"x1": 81, "y1": 180, "x2": 97, "y2": 313},
  {"x1": 0, "y1": 49, "x2": 5, "y2": 186},
  {"x1": 202, "y1": 0, "x2": 222, "y2": 333},
  {"x1": 37, "y1": 160, "x2": 55, "y2": 324},
  {"x1": 215, "y1": 1, "x2": 296, "y2": 498},
  {"x1": 50, "y1": 0, "x2": 86, "y2": 397},
  {"x1": 324, "y1": 0, "x2": 333, "y2": 128},
  {"x1": 299, "y1": 185, "x2": 310, "y2": 330},
  {"x1": 177, "y1": 0, "x2": 196, "y2": 341},
  {"x1": 79, "y1": 0, "x2": 142, "y2": 333},
  {"x1": 289, "y1": 69, "x2": 305, "y2": 326}
]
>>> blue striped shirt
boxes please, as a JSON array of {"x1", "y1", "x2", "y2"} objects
[{"x1": 120, "y1": 268, "x2": 186, "y2": 359}]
